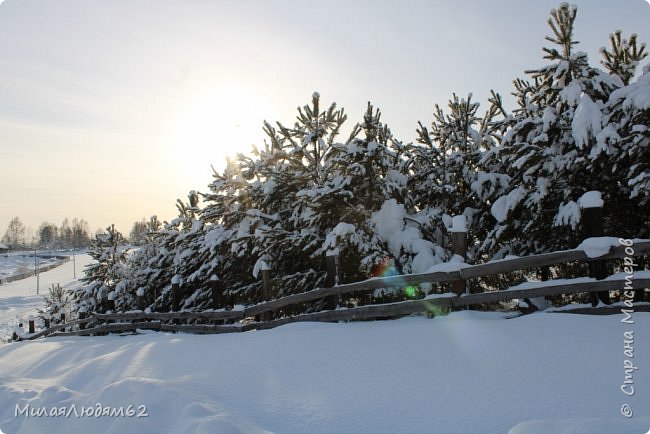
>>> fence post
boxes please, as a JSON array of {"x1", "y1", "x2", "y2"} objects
[
  {"x1": 324, "y1": 253, "x2": 340, "y2": 309},
  {"x1": 136, "y1": 287, "x2": 145, "y2": 311},
  {"x1": 209, "y1": 275, "x2": 222, "y2": 309},
  {"x1": 450, "y1": 215, "x2": 468, "y2": 295},
  {"x1": 171, "y1": 275, "x2": 181, "y2": 312},
  {"x1": 260, "y1": 268, "x2": 273, "y2": 321},
  {"x1": 44, "y1": 315, "x2": 50, "y2": 329},
  {"x1": 106, "y1": 291, "x2": 116, "y2": 313},
  {"x1": 28, "y1": 315, "x2": 35, "y2": 334},
  {"x1": 79, "y1": 309, "x2": 87, "y2": 330},
  {"x1": 209, "y1": 275, "x2": 228, "y2": 324},
  {"x1": 60, "y1": 312, "x2": 66, "y2": 332},
  {"x1": 580, "y1": 191, "x2": 609, "y2": 306},
  {"x1": 261, "y1": 269, "x2": 272, "y2": 300}
]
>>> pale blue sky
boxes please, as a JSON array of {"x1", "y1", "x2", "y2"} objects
[{"x1": 1, "y1": 0, "x2": 649, "y2": 235}]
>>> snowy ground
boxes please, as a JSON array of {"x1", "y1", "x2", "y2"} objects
[
  {"x1": 0, "y1": 258, "x2": 649, "y2": 433},
  {"x1": 0, "y1": 254, "x2": 92, "y2": 343}
]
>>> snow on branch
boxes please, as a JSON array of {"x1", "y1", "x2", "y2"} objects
[
  {"x1": 578, "y1": 190, "x2": 604, "y2": 208},
  {"x1": 553, "y1": 201, "x2": 580, "y2": 228},
  {"x1": 572, "y1": 94, "x2": 602, "y2": 149}
]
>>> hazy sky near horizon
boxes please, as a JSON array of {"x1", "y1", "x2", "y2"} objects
[{"x1": 1, "y1": 0, "x2": 649, "y2": 236}]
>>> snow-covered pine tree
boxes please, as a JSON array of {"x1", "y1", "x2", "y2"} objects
[
  {"x1": 412, "y1": 93, "x2": 484, "y2": 216},
  {"x1": 120, "y1": 215, "x2": 166, "y2": 310},
  {"x1": 406, "y1": 92, "x2": 510, "y2": 264},
  {"x1": 600, "y1": 31, "x2": 647, "y2": 86},
  {"x1": 201, "y1": 158, "x2": 261, "y2": 306},
  {"x1": 246, "y1": 93, "x2": 348, "y2": 304},
  {"x1": 199, "y1": 92, "x2": 348, "y2": 309},
  {"x1": 597, "y1": 57, "x2": 650, "y2": 239},
  {"x1": 486, "y1": 3, "x2": 624, "y2": 257},
  {"x1": 39, "y1": 283, "x2": 68, "y2": 324},
  {"x1": 139, "y1": 191, "x2": 212, "y2": 312},
  {"x1": 312, "y1": 103, "x2": 404, "y2": 281},
  {"x1": 72, "y1": 224, "x2": 126, "y2": 315},
  {"x1": 168, "y1": 191, "x2": 216, "y2": 310},
  {"x1": 200, "y1": 95, "x2": 423, "y2": 310},
  {"x1": 109, "y1": 199, "x2": 207, "y2": 314}
]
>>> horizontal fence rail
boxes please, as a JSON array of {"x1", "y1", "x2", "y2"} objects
[
  {"x1": 244, "y1": 241, "x2": 650, "y2": 317},
  {"x1": 452, "y1": 277, "x2": 650, "y2": 307},
  {"x1": 19, "y1": 239, "x2": 650, "y2": 340},
  {"x1": 93, "y1": 310, "x2": 245, "y2": 322}
]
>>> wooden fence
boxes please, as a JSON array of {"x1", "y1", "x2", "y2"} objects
[{"x1": 20, "y1": 239, "x2": 649, "y2": 340}]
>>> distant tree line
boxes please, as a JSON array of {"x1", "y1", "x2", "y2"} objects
[
  {"x1": 128, "y1": 218, "x2": 152, "y2": 245},
  {"x1": 1, "y1": 216, "x2": 92, "y2": 249},
  {"x1": 72, "y1": 4, "x2": 649, "y2": 317},
  {"x1": 1, "y1": 214, "x2": 165, "y2": 251}
]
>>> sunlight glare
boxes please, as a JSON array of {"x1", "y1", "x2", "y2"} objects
[{"x1": 171, "y1": 85, "x2": 270, "y2": 188}]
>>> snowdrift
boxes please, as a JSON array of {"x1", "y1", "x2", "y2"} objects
[{"x1": 0, "y1": 312, "x2": 648, "y2": 433}]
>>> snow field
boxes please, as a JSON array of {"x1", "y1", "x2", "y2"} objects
[{"x1": 0, "y1": 311, "x2": 648, "y2": 433}]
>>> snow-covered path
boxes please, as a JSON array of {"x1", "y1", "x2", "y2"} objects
[{"x1": 0, "y1": 254, "x2": 92, "y2": 342}]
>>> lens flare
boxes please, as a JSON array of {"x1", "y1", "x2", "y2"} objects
[
  {"x1": 404, "y1": 285, "x2": 418, "y2": 299},
  {"x1": 373, "y1": 258, "x2": 424, "y2": 300},
  {"x1": 422, "y1": 300, "x2": 449, "y2": 317},
  {"x1": 372, "y1": 259, "x2": 399, "y2": 278}
]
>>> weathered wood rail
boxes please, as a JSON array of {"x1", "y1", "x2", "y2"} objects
[
  {"x1": 245, "y1": 241, "x2": 650, "y2": 317},
  {"x1": 22, "y1": 239, "x2": 649, "y2": 340}
]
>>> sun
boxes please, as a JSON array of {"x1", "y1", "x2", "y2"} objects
[{"x1": 170, "y1": 85, "x2": 271, "y2": 189}]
